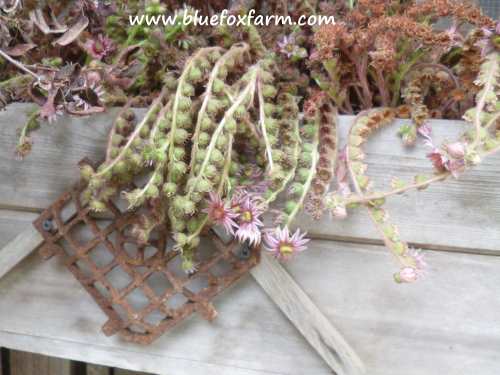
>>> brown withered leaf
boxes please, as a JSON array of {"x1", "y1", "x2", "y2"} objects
[
  {"x1": 52, "y1": 16, "x2": 89, "y2": 46},
  {"x1": 29, "y1": 9, "x2": 68, "y2": 34},
  {"x1": 4, "y1": 43, "x2": 36, "y2": 57}
]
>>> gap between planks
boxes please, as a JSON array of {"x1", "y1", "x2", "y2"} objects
[
  {"x1": 1, "y1": 349, "x2": 151, "y2": 375},
  {"x1": 303, "y1": 233, "x2": 500, "y2": 257}
]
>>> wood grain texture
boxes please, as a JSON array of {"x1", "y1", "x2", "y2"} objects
[
  {"x1": 251, "y1": 254, "x2": 365, "y2": 375},
  {"x1": 0, "y1": 225, "x2": 43, "y2": 280},
  {"x1": 0, "y1": 210, "x2": 499, "y2": 375},
  {"x1": 10, "y1": 350, "x2": 71, "y2": 375},
  {"x1": 0, "y1": 212, "x2": 356, "y2": 373},
  {"x1": 1, "y1": 104, "x2": 498, "y2": 253}
]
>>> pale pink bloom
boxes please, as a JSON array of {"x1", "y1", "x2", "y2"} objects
[
  {"x1": 277, "y1": 35, "x2": 307, "y2": 59},
  {"x1": 397, "y1": 267, "x2": 419, "y2": 283},
  {"x1": 444, "y1": 22, "x2": 464, "y2": 48},
  {"x1": 397, "y1": 249, "x2": 427, "y2": 283},
  {"x1": 332, "y1": 205, "x2": 347, "y2": 219},
  {"x1": 427, "y1": 148, "x2": 465, "y2": 178},
  {"x1": 445, "y1": 142, "x2": 466, "y2": 159},
  {"x1": 477, "y1": 23, "x2": 500, "y2": 56},
  {"x1": 234, "y1": 195, "x2": 264, "y2": 247},
  {"x1": 408, "y1": 248, "x2": 427, "y2": 271},
  {"x1": 277, "y1": 35, "x2": 297, "y2": 58},
  {"x1": 204, "y1": 192, "x2": 238, "y2": 235},
  {"x1": 264, "y1": 227, "x2": 309, "y2": 260},
  {"x1": 417, "y1": 124, "x2": 432, "y2": 141},
  {"x1": 427, "y1": 148, "x2": 447, "y2": 172},
  {"x1": 446, "y1": 159, "x2": 465, "y2": 178}
]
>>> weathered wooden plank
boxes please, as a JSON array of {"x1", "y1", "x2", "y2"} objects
[
  {"x1": 0, "y1": 103, "x2": 128, "y2": 212},
  {"x1": 0, "y1": 210, "x2": 40, "y2": 280},
  {"x1": 10, "y1": 350, "x2": 71, "y2": 375},
  {"x1": 251, "y1": 254, "x2": 364, "y2": 375},
  {"x1": 0, "y1": 226, "x2": 43, "y2": 280},
  {"x1": 0, "y1": 209, "x2": 330, "y2": 375},
  {"x1": 0, "y1": 209, "x2": 499, "y2": 375},
  {"x1": 0, "y1": 210, "x2": 39, "y2": 248},
  {"x1": 1, "y1": 104, "x2": 499, "y2": 253},
  {"x1": 0, "y1": 213, "x2": 359, "y2": 374}
]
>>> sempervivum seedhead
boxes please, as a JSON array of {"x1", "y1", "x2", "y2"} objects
[
  {"x1": 344, "y1": 108, "x2": 430, "y2": 282},
  {"x1": 260, "y1": 93, "x2": 300, "y2": 204},
  {"x1": 305, "y1": 100, "x2": 338, "y2": 220},
  {"x1": 166, "y1": 43, "x2": 265, "y2": 249},
  {"x1": 275, "y1": 93, "x2": 322, "y2": 227}
]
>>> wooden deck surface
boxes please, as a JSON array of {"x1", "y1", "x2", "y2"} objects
[{"x1": 0, "y1": 104, "x2": 499, "y2": 374}]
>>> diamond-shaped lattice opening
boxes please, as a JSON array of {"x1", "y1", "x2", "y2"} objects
[
  {"x1": 112, "y1": 303, "x2": 129, "y2": 321},
  {"x1": 166, "y1": 254, "x2": 188, "y2": 279},
  {"x1": 110, "y1": 194, "x2": 129, "y2": 215},
  {"x1": 59, "y1": 238, "x2": 76, "y2": 257},
  {"x1": 67, "y1": 221, "x2": 96, "y2": 247},
  {"x1": 144, "y1": 246, "x2": 160, "y2": 260},
  {"x1": 144, "y1": 309, "x2": 169, "y2": 326},
  {"x1": 106, "y1": 266, "x2": 133, "y2": 291},
  {"x1": 94, "y1": 220, "x2": 111, "y2": 231},
  {"x1": 128, "y1": 324, "x2": 148, "y2": 334},
  {"x1": 94, "y1": 281, "x2": 111, "y2": 299},
  {"x1": 88, "y1": 244, "x2": 115, "y2": 269},
  {"x1": 75, "y1": 259, "x2": 94, "y2": 278},
  {"x1": 135, "y1": 266, "x2": 149, "y2": 275},
  {"x1": 167, "y1": 293, "x2": 189, "y2": 310},
  {"x1": 146, "y1": 272, "x2": 173, "y2": 297},
  {"x1": 185, "y1": 275, "x2": 210, "y2": 294},
  {"x1": 196, "y1": 243, "x2": 216, "y2": 263},
  {"x1": 125, "y1": 288, "x2": 151, "y2": 312},
  {"x1": 60, "y1": 201, "x2": 77, "y2": 223},
  {"x1": 123, "y1": 242, "x2": 141, "y2": 260},
  {"x1": 34, "y1": 180, "x2": 260, "y2": 345}
]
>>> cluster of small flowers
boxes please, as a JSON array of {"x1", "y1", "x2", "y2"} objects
[
  {"x1": 395, "y1": 249, "x2": 427, "y2": 283},
  {"x1": 205, "y1": 191, "x2": 309, "y2": 260}
]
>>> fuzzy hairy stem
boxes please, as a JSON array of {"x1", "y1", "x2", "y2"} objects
[
  {"x1": 257, "y1": 78, "x2": 275, "y2": 172},
  {"x1": 186, "y1": 66, "x2": 259, "y2": 198},
  {"x1": 94, "y1": 87, "x2": 168, "y2": 178},
  {"x1": 188, "y1": 43, "x2": 249, "y2": 181},
  {"x1": 185, "y1": 137, "x2": 234, "y2": 245},
  {"x1": 167, "y1": 47, "x2": 222, "y2": 184},
  {"x1": 345, "y1": 109, "x2": 415, "y2": 271},
  {"x1": 285, "y1": 112, "x2": 320, "y2": 227}
]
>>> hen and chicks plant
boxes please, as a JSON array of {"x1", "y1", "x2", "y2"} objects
[
  {"x1": 2, "y1": 0, "x2": 499, "y2": 282},
  {"x1": 80, "y1": 30, "x2": 317, "y2": 272}
]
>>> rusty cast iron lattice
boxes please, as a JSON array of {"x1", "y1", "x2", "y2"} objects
[{"x1": 33, "y1": 169, "x2": 260, "y2": 345}]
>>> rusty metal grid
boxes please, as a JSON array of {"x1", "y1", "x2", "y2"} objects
[{"x1": 33, "y1": 175, "x2": 260, "y2": 345}]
